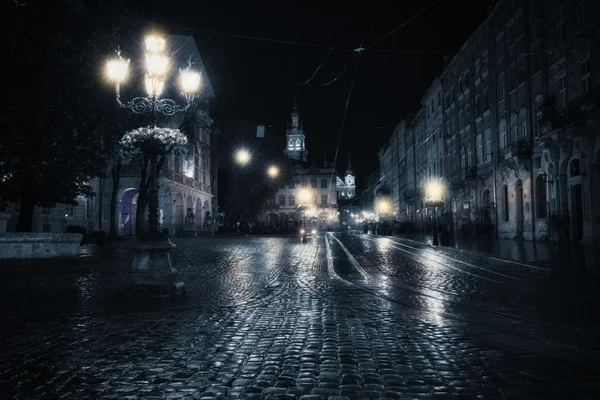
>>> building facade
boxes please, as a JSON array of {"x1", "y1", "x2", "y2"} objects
[
  {"x1": 373, "y1": 0, "x2": 600, "y2": 245},
  {"x1": 4, "y1": 35, "x2": 218, "y2": 236},
  {"x1": 260, "y1": 104, "x2": 355, "y2": 229}
]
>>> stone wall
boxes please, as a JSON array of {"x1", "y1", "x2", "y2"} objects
[{"x1": 0, "y1": 233, "x2": 83, "y2": 259}]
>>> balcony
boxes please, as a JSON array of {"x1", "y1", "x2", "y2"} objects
[
  {"x1": 463, "y1": 166, "x2": 477, "y2": 180},
  {"x1": 538, "y1": 99, "x2": 564, "y2": 135},
  {"x1": 511, "y1": 140, "x2": 532, "y2": 157}
]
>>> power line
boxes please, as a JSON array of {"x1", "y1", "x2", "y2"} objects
[
  {"x1": 327, "y1": 0, "x2": 382, "y2": 186},
  {"x1": 172, "y1": 25, "x2": 452, "y2": 56},
  {"x1": 349, "y1": 170, "x2": 392, "y2": 207},
  {"x1": 365, "y1": 0, "x2": 445, "y2": 51},
  {"x1": 327, "y1": 52, "x2": 362, "y2": 195},
  {"x1": 298, "y1": 0, "x2": 359, "y2": 86},
  {"x1": 171, "y1": 19, "x2": 200, "y2": 56},
  {"x1": 320, "y1": 56, "x2": 353, "y2": 86}
]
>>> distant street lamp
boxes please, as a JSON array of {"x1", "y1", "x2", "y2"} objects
[
  {"x1": 297, "y1": 189, "x2": 313, "y2": 228},
  {"x1": 267, "y1": 165, "x2": 279, "y2": 178},
  {"x1": 425, "y1": 179, "x2": 445, "y2": 246},
  {"x1": 235, "y1": 149, "x2": 251, "y2": 166},
  {"x1": 105, "y1": 32, "x2": 202, "y2": 291}
]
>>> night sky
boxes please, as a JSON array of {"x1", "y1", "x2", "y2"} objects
[{"x1": 127, "y1": 0, "x2": 490, "y2": 187}]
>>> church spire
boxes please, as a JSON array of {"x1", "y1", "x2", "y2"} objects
[
  {"x1": 290, "y1": 98, "x2": 300, "y2": 130},
  {"x1": 346, "y1": 152, "x2": 353, "y2": 174}
]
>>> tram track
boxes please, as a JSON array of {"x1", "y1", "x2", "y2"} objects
[{"x1": 325, "y1": 233, "x2": 600, "y2": 356}]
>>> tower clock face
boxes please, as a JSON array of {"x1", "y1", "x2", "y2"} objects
[{"x1": 288, "y1": 139, "x2": 294, "y2": 147}]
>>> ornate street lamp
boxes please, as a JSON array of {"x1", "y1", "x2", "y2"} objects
[
  {"x1": 105, "y1": 33, "x2": 202, "y2": 291},
  {"x1": 106, "y1": 35, "x2": 201, "y2": 115},
  {"x1": 425, "y1": 179, "x2": 445, "y2": 246}
]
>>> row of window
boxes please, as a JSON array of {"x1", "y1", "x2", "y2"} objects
[
  {"x1": 283, "y1": 177, "x2": 339, "y2": 190},
  {"x1": 446, "y1": 108, "x2": 530, "y2": 172},
  {"x1": 275, "y1": 194, "x2": 329, "y2": 206}
]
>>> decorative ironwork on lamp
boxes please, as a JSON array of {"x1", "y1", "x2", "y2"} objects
[{"x1": 106, "y1": 35, "x2": 202, "y2": 116}]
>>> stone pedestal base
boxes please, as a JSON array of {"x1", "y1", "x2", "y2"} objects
[{"x1": 130, "y1": 230, "x2": 184, "y2": 295}]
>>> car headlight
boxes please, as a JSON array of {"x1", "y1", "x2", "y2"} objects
[{"x1": 311, "y1": 229, "x2": 317, "y2": 235}]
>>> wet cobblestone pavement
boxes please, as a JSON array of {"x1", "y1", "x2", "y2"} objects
[{"x1": 1, "y1": 233, "x2": 599, "y2": 399}]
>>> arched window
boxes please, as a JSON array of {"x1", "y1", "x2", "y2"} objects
[
  {"x1": 467, "y1": 145, "x2": 472, "y2": 167},
  {"x1": 535, "y1": 174, "x2": 547, "y2": 218},
  {"x1": 510, "y1": 112, "x2": 518, "y2": 143},
  {"x1": 461, "y1": 146, "x2": 466, "y2": 168},
  {"x1": 476, "y1": 133, "x2": 483, "y2": 165},
  {"x1": 498, "y1": 71, "x2": 506, "y2": 100},
  {"x1": 484, "y1": 129, "x2": 492, "y2": 162},
  {"x1": 519, "y1": 107, "x2": 527, "y2": 140},
  {"x1": 482, "y1": 189, "x2": 491, "y2": 208},
  {"x1": 498, "y1": 119, "x2": 507, "y2": 149}
]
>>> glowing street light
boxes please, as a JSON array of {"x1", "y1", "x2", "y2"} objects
[
  {"x1": 235, "y1": 149, "x2": 251, "y2": 165},
  {"x1": 424, "y1": 179, "x2": 446, "y2": 246},
  {"x1": 376, "y1": 198, "x2": 392, "y2": 215},
  {"x1": 267, "y1": 165, "x2": 280, "y2": 178},
  {"x1": 425, "y1": 179, "x2": 445, "y2": 204},
  {"x1": 105, "y1": 33, "x2": 202, "y2": 115},
  {"x1": 299, "y1": 189, "x2": 311, "y2": 203}
]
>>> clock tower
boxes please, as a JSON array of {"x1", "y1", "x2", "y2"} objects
[{"x1": 284, "y1": 99, "x2": 308, "y2": 162}]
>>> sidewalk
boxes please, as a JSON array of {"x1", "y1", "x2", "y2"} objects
[{"x1": 394, "y1": 232, "x2": 600, "y2": 272}]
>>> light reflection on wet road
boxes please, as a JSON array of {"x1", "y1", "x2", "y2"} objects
[{"x1": 0, "y1": 233, "x2": 599, "y2": 399}]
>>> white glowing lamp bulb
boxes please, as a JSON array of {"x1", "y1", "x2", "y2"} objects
[
  {"x1": 145, "y1": 53, "x2": 170, "y2": 77},
  {"x1": 145, "y1": 75, "x2": 165, "y2": 97},
  {"x1": 145, "y1": 35, "x2": 166, "y2": 53},
  {"x1": 179, "y1": 68, "x2": 201, "y2": 94},
  {"x1": 106, "y1": 57, "x2": 130, "y2": 83}
]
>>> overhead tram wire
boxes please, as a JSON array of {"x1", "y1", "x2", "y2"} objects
[
  {"x1": 297, "y1": 0, "x2": 360, "y2": 86},
  {"x1": 169, "y1": 25, "x2": 452, "y2": 56},
  {"x1": 171, "y1": 19, "x2": 200, "y2": 56},
  {"x1": 319, "y1": 0, "x2": 385, "y2": 87},
  {"x1": 327, "y1": 0, "x2": 384, "y2": 190},
  {"x1": 365, "y1": 0, "x2": 445, "y2": 51}
]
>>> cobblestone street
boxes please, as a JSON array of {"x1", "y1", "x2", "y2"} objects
[{"x1": 1, "y1": 233, "x2": 599, "y2": 399}]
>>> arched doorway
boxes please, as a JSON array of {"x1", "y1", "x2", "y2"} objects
[
  {"x1": 186, "y1": 195, "x2": 193, "y2": 223},
  {"x1": 481, "y1": 189, "x2": 492, "y2": 236},
  {"x1": 159, "y1": 188, "x2": 172, "y2": 235},
  {"x1": 203, "y1": 200, "x2": 210, "y2": 227},
  {"x1": 195, "y1": 198, "x2": 202, "y2": 232},
  {"x1": 515, "y1": 179, "x2": 524, "y2": 238},
  {"x1": 175, "y1": 193, "x2": 184, "y2": 235},
  {"x1": 119, "y1": 188, "x2": 138, "y2": 236}
]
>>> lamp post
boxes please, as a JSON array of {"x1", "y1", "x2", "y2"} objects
[
  {"x1": 425, "y1": 179, "x2": 445, "y2": 246},
  {"x1": 105, "y1": 33, "x2": 202, "y2": 292}
]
